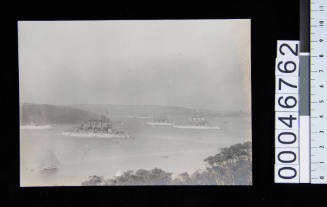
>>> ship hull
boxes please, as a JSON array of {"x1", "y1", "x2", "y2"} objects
[
  {"x1": 146, "y1": 122, "x2": 174, "y2": 126},
  {"x1": 20, "y1": 125, "x2": 52, "y2": 130},
  {"x1": 172, "y1": 125, "x2": 220, "y2": 130},
  {"x1": 62, "y1": 131, "x2": 129, "y2": 138}
]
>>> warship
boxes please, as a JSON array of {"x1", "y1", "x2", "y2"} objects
[
  {"x1": 20, "y1": 121, "x2": 52, "y2": 130},
  {"x1": 62, "y1": 119, "x2": 130, "y2": 138},
  {"x1": 173, "y1": 117, "x2": 220, "y2": 130},
  {"x1": 146, "y1": 115, "x2": 174, "y2": 126}
]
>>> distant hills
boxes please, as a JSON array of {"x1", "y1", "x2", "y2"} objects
[
  {"x1": 20, "y1": 103, "x2": 250, "y2": 125},
  {"x1": 72, "y1": 104, "x2": 250, "y2": 118},
  {"x1": 20, "y1": 103, "x2": 110, "y2": 125},
  {"x1": 72, "y1": 104, "x2": 195, "y2": 117}
]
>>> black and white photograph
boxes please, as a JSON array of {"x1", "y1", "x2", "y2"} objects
[{"x1": 18, "y1": 19, "x2": 252, "y2": 186}]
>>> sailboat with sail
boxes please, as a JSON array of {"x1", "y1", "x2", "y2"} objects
[{"x1": 39, "y1": 149, "x2": 60, "y2": 173}]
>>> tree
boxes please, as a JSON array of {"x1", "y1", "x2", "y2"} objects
[
  {"x1": 203, "y1": 141, "x2": 252, "y2": 185},
  {"x1": 105, "y1": 168, "x2": 173, "y2": 185},
  {"x1": 81, "y1": 141, "x2": 252, "y2": 185},
  {"x1": 81, "y1": 175, "x2": 107, "y2": 186}
]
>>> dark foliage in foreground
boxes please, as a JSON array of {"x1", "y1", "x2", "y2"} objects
[{"x1": 81, "y1": 141, "x2": 252, "y2": 185}]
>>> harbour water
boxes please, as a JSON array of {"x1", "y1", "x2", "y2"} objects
[{"x1": 20, "y1": 116, "x2": 251, "y2": 186}]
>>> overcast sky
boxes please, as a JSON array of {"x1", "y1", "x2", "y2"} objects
[{"x1": 18, "y1": 20, "x2": 251, "y2": 112}]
